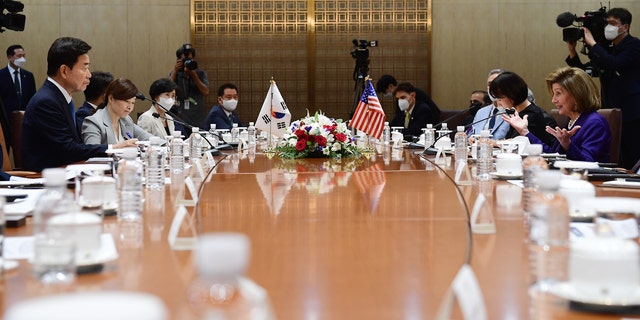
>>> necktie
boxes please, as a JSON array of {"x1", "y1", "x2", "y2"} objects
[
  {"x1": 69, "y1": 100, "x2": 76, "y2": 125},
  {"x1": 13, "y1": 70, "x2": 21, "y2": 103},
  {"x1": 488, "y1": 107, "x2": 498, "y2": 131},
  {"x1": 404, "y1": 111, "x2": 410, "y2": 128}
]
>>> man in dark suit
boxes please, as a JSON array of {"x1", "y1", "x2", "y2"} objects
[
  {"x1": 76, "y1": 71, "x2": 114, "y2": 132},
  {"x1": 22, "y1": 37, "x2": 107, "y2": 172},
  {"x1": 390, "y1": 82, "x2": 438, "y2": 138},
  {"x1": 204, "y1": 83, "x2": 245, "y2": 130},
  {"x1": 376, "y1": 74, "x2": 441, "y2": 121},
  {"x1": 0, "y1": 45, "x2": 37, "y2": 149}
]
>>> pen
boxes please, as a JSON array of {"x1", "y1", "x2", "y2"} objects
[{"x1": 126, "y1": 131, "x2": 133, "y2": 139}]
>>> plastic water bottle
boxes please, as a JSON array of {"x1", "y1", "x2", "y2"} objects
[
  {"x1": 231, "y1": 123, "x2": 239, "y2": 143},
  {"x1": 529, "y1": 170, "x2": 569, "y2": 293},
  {"x1": 145, "y1": 136, "x2": 165, "y2": 190},
  {"x1": 118, "y1": 148, "x2": 143, "y2": 221},
  {"x1": 247, "y1": 121, "x2": 256, "y2": 148},
  {"x1": 454, "y1": 125, "x2": 468, "y2": 163},
  {"x1": 435, "y1": 123, "x2": 451, "y2": 149},
  {"x1": 424, "y1": 124, "x2": 435, "y2": 151},
  {"x1": 382, "y1": 122, "x2": 391, "y2": 145},
  {"x1": 209, "y1": 123, "x2": 218, "y2": 147},
  {"x1": 476, "y1": 129, "x2": 492, "y2": 181},
  {"x1": 190, "y1": 127, "x2": 203, "y2": 163},
  {"x1": 522, "y1": 144, "x2": 548, "y2": 219},
  {"x1": 170, "y1": 130, "x2": 184, "y2": 174}
]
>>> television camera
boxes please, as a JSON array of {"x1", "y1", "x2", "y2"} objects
[
  {"x1": 350, "y1": 39, "x2": 377, "y2": 81},
  {"x1": 556, "y1": 5, "x2": 608, "y2": 45},
  {"x1": 0, "y1": 0, "x2": 25, "y2": 32}
]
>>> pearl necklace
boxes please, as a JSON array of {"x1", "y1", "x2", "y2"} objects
[{"x1": 567, "y1": 114, "x2": 581, "y2": 129}]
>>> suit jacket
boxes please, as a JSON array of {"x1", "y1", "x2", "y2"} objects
[
  {"x1": 75, "y1": 101, "x2": 97, "y2": 134},
  {"x1": 527, "y1": 111, "x2": 611, "y2": 162},
  {"x1": 137, "y1": 107, "x2": 175, "y2": 138},
  {"x1": 389, "y1": 100, "x2": 438, "y2": 137},
  {"x1": 470, "y1": 105, "x2": 509, "y2": 139},
  {"x1": 0, "y1": 66, "x2": 37, "y2": 115},
  {"x1": 204, "y1": 104, "x2": 245, "y2": 130},
  {"x1": 22, "y1": 80, "x2": 107, "y2": 172},
  {"x1": 83, "y1": 108, "x2": 153, "y2": 144}
]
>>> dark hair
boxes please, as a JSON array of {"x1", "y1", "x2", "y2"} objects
[
  {"x1": 217, "y1": 83, "x2": 239, "y2": 97},
  {"x1": 83, "y1": 71, "x2": 114, "y2": 101},
  {"x1": 46, "y1": 37, "x2": 92, "y2": 77},
  {"x1": 376, "y1": 74, "x2": 397, "y2": 93},
  {"x1": 175, "y1": 45, "x2": 196, "y2": 59},
  {"x1": 489, "y1": 71, "x2": 529, "y2": 106},
  {"x1": 149, "y1": 78, "x2": 178, "y2": 100},
  {"x1": 607, "y1": 8, "x2": 632, "y2": 26},
  {"x1": 471, "y1": 90, "x2": 491, "y2": 105},
  {"x1": 6, "y1": 44, "x2": 23, "y2": 57},
  {"x1": 393, "y1": 82, "x2": 416, "y2": 95},
  {"x1": 105, "y1": 78, "x2": 139, "y2": 103}
]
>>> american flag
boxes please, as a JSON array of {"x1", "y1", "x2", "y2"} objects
[{"x1": 350, "y1": 79, "x2": 386, "y2": 139}]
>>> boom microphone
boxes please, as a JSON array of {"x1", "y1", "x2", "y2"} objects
[{"x1": 556, "y1": 12, "x2": 577, "y2": 28}]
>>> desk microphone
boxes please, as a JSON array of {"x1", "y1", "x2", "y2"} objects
[{"x1": 422, "y1": 108, "x2": 515, "y2": 154}]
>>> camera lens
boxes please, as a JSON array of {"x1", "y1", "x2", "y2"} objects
[{"x1": 183, "y1": 59, "x2": 198, "y2": 70}]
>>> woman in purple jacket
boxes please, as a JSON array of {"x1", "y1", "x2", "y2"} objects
[{"x1": 503, "y1": 67, "x2": 612, "y2": 162}]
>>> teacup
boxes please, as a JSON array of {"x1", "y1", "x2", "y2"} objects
[
  {"x1": 47, "y1": 212, "x2": 102, "y2": 261},
  {"x1": 559, "y1": 177, "x2": 596, "y2": 219},
  {"x1": 495, "y1": 153, "x2": 522, "y2": 174},
  {"x1": 570, "y1": 238, "x2": 640, "y2": 300}
]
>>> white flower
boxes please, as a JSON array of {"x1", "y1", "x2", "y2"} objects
[{"x1": 331, "y1": 142, "x2": 341, "y2": 151}]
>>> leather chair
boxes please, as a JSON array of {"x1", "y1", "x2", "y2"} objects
[
  {"x1": 438, "y1": 110, "x2": 466, "y2": 130},
  {"x1": 0, "y1": 111, "x2": 37, "y2": 176},
  {"x1": 549, "y1": 108, "x2": 622, "y2": 164},
  {"x1": 11, "y1": 111, "x2": 25, "y2": 169}
]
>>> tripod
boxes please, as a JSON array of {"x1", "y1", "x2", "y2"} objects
[{"x1": 348, "y1": 59, "x2": 369, "y2": 120}]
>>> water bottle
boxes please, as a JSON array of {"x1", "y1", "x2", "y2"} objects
[
  {"x1": 118, "y1": 148, "x2": 143, "y2": 221},
  {"x1": 454, "y1": 126, "x2": 468, "y2": 163},
  {"x1": 382, "y1": 122, "x2": 391, "y2": 145},
  {"x1": 247, "y1": 121, "x2": 256, "y2": 149},
  {"x1": 190, "y1": 127, "x2": 203, "y2": 163},
  {"x1": 424, "y1": 123, "x2": 435, "y2": 151},
  {"x1": 231, "y1": 123, "x2": 239, "y2": 143},
  {"x1": 522, "y1": 144, "x2": 548, "y2": 219},
  {"x1": 209, "y1": 123, "x2": 218, "y2": 147},
  {"x1": 170, "y1": 130, "x2": 185, "y2": 174},
  {"x1": 145, "y1": 136, "x2": 165, "y2": 190},
  {"x1": 434, "y1": 123, "x2": 451, "y2": 149},
  {"x1": 476, "y1": 129, "x2": 492, "y2": 181},
  {"x1": 529, "y1": 170, "x2": 569, "y2": 293}
]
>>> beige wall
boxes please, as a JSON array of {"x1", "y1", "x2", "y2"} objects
[
  {"x1": 432, "y1": 0, "x2": 640, "y2": 111},
  {"x1": 2, "y1": 0, "x2": 639, "y2": 116}
]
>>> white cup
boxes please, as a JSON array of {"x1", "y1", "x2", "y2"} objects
[
  {"x1": 47, "y1": 212, "x2": 102, "y2": 260},
  {"x1": 570, "y1": 238, "x2": 640, "y2": 299},
  {"x1": 195, "y1": 233, "x2": 250, "y2": 301},
  {"x1": 495, "y1": 153, "x2": 522, "y2": 174}
]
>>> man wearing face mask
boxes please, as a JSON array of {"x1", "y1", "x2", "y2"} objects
[
  {"x1": 0, "y1": 45, "x2": 37, "y2": 147},
  {"x1": 376, "y1": 74, "x2": 441, "y2": 121},
  {"x1": 138, "y1": 78, "x2": 181, "y2": 137},
  {"x1": 469, "y1": 69, "x2": 510, "y2": 139},
  {"x1": 565, "y1": 8, "x2": 640, "y2": 168},
  {"x1": 390, "y1": 82, "x2": 438, "y2": 138},
  {"x1": 204, "y1": 83, "x2": 245, "y2": 131}
]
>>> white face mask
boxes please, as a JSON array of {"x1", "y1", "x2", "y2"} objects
[
  {"x1": 604, "y1": 24, "x2": 622, "y2": 41},
  {"x1": 13, "y1": 57, "x2": 26, "y2": 68},
  {"x1": 222, "y1": 99, "x2": 238, "y2": 112},
  {"x1": 488, "y1": 91, "x2": 497, "y2": 102},
  {"x1": 158, "y1": 97, "x2": 175, "y2": 110},
  {"x1": 398, "y1": 99, "x2": 410, "y2": 111}
]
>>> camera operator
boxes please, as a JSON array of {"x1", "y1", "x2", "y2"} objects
[
  {"x1": 170, "y1": 44, "x2": 210, "y2": 132},
  {"x1": 565, "y1": 8, "x2": 640, "y2": 169}
]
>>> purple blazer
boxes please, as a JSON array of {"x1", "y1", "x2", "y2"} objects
[{"x1": 526, "y1": 110, "x2": 611, "y2": 162}]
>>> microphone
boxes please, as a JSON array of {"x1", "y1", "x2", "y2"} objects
[
  {"x1": 432, "y1": 102, "x2": 483, "y2": 129},
  {"x1": 422, "y1": 108, "x2": 515, "y2": 155},
  {"x1": 556, "y1": 12, "x2": 576, "y2": 28}
]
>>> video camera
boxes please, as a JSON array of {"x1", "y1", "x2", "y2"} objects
[
  {"x1": 350, "y1": 39, "x2": 377, "y2": 81},
  {"x1": 0, "y1": 0, "x2": 25, "y2": 32},
  {"x1": 556, "y1": 6, "x2": 608, "y2": 45},
  {"x1": 181, "y1": 43, "x2": 198, "y2": 70}
]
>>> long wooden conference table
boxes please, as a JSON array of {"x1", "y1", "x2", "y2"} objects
[{"x1": 2, "y1": 145, "x2": 639, "y2": 319}]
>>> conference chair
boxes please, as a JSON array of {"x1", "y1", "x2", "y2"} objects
[
  {"x1": 0, "y1": 112, "x2": 37, "y2": 177},
  {"x1": 11, "y1": 111, "x2": 25, "y2": 169},
  {"x1": 549, "y1": 108, "x2": 621, "y2": 164}
]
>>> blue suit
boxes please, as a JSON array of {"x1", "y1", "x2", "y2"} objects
[
  {"x1": 0, "y1": 66, "x2": 37, "y2": 116},
  {"x1": 204, "y1": 105, "x2": 245, "y2": 130},
  {"x1": 469, "y1": 105, "x2": 509, "y2": 139},
  {"x1": 22, "y1": 80, "x2": 107, "y2": 172}
]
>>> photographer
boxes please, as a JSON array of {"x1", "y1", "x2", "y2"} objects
[
  {"x1": 170, "y1": 44, "x2": 210, "y2": 132},
  {"x1": 565, "y1": 8, "x2": 640, "y2": 168}
]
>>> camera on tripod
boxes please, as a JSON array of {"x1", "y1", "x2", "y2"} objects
[
  {"x1": 181, "y1": 43, "x2": 198, "y2": 70},
  {"x1": 350, "y1": 39, "x2": 377, "y2": 61},
  {"x1": 0, "y1": 0, "x2": 26, "y2": 32},
  {"x1": 556, "y1": 6, "x2": 608, "y2": 45}
]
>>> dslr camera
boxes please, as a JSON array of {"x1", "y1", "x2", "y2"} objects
[
  {"x1": 181, "y1": 43, "x2": 198, "y2": 70},
  {"x1": 556, "y1": 6, "x2": 608, "y2": 45}
]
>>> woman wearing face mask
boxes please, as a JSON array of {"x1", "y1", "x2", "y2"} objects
[
  {"x1": 503, "y1": 67, "x2": 611, "y2": 162},
  {"x1": 138, "y1": 78, "x2": 180, "y2": 137},
  {"x1": 204, "y1": 82, "x2": 245, "y2": 131},
  {"x1": 83, "y1": 78, "x2": 153, "y2": 146},
  {"x1": 389, "y1": 82, "x2": 439, "y2": 138},
  {"x1": 489, "y1": 71, "x2": 558, "y2": 147}
]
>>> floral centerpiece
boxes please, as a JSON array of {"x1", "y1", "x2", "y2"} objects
[{"x1": 275, "y1": 112, "x2": 362, "y2": 159}]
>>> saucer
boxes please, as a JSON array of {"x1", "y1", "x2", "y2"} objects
[
  {"x1": 550, "y1": 282, "x2": 640, "y2": 306},
  {"x1": 76, "y1": 233, "x2": 119, "y2": 267},
  {"x1": 490, "y1": 171, "x2": 522, "y2": 180}
]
